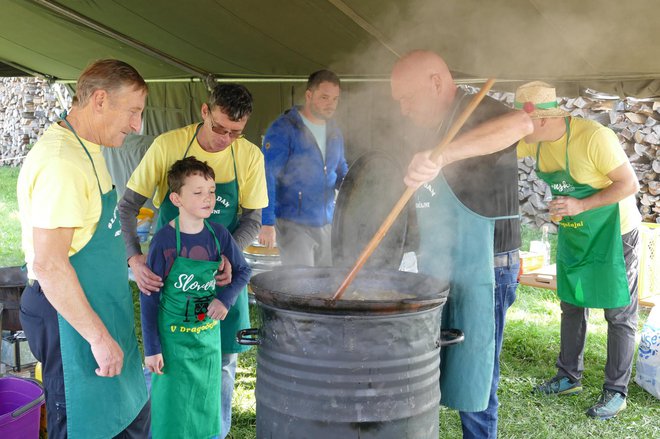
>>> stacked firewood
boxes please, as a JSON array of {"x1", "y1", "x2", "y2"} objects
[
  {"x1": 1, "y1": 79, "x2": 658, "y2": 224},
  {"x1": 0, "y1": 77, "x2": 69, "y2": 166},
  {"x1": 490, "y1": 91, "x2": 660, "y2": 229}
]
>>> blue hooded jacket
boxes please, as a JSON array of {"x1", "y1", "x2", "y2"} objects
[{"x1": 262, "y1": 106, "x2": 348, "y2": 227}]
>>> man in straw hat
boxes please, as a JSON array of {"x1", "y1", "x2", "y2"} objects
[
  {"x1": 516, "y1": 81, "x2": 641, "y2": 420},
  {"x1": 391, "y1": 50, "x2": 533, "y2": 438}
]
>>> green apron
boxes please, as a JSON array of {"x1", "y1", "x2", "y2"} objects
[
  {"x1": 535, "y1": 117, "x2": 629, "y2": 308},
  {"x1": 59, "y1": 118, "x2": 147, "y2": 438},
  {"x1": 416, "y1": 174, "x2": 516, "y2": 411},
  {"x1": 155, "y1": 124, "x2": 250, "y2": 353},
  {"x1": 151, "y1": 218, "x2": 223, "y2": 438}
]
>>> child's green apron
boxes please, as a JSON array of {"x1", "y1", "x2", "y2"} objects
[
  {"x1": 155, "y1": 124, "x2": 250, "y2": 353},
  {"x1": 535, "y1": 118, "x2": 629, "y2": 308},
  {"x1": 60, "y1": 118, "x2": 147, "y2": 438},
  {"x1": 151, "y1": 218, "x2": 223, "y2": 438}
]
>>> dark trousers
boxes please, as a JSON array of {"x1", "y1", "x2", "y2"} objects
[
  {"x1": 460, "y1": 250, "x2": 520, "y2": 439},
  {"x1": 20, "y1": 281, "x2": 151, "y2": 439},
  {"x1": 556, "y1": 228, "x2": 640, "y2": 396}
]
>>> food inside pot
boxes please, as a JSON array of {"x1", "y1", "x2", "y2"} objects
[{"x1": 339, "y1": 290, "x2": 415, "y2": 301}]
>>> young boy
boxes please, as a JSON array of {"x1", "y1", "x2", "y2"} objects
[{"x1": 141, "y1": 156, "x2": 251, "y2": 438}]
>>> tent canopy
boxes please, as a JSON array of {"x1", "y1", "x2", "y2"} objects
[{"x1": 2, "y1": 0, "x2": 660, "y2": 97}]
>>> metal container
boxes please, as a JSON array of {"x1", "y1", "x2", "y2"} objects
[
  {"x1": 238, "y1": 267, "x2": 462, "y2": 439},
  {"x1": 243, "y1": 240, "x2": 281, "y2": 278},
  {"x1": 0, "y1": 266, "x2": 27, "y2": 332},
  {"x1": 333, "y1": 151, "x2": 412, "y2": 270}
]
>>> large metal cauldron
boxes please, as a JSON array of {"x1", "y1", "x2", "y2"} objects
[{"x1": 238, "y1": 267, "x2": 462, "y2": 439}]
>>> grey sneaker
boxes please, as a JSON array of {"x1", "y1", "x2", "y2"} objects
[
  {"x1": 533, "y1": 376, "x2": 583, "y2": 395},
  {"x1": 586, "y1": 389, "x2": 627, "y2": 420}
]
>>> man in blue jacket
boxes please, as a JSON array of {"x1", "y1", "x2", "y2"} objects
[{"x1": 258, "y1": 70, "x2": 348, "y2": 266}]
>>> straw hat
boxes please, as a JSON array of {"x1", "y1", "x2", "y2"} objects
[{"x1": 514, "y1": 81, "x2": 569, "y2": 119}]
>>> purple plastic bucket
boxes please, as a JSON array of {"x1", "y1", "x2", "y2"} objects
[{"x1": 0, "y1": 376, "x2": 45, "y2": 439}]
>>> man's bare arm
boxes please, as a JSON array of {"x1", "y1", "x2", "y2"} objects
[
  {"x1": 440, "y1": 111, "x2": 534, "y2": 166},
  {"x1": 405, "y1": 111, "x2": 533, "y2": 188},
  {"x1": 32, "y1": 227, "x2": 124, "y2": 377}
]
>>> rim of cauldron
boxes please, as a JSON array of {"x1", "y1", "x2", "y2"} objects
[{"x1": 250, "y1": 267, "x2": 449, "y2": 315}]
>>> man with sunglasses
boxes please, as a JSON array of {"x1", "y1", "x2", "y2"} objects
[
  {"x1": 118, "y1": 83, "x2": 267, "y2": 438},
  {"x1": 258, "y1": 70, "x2": 348, "y2": 266}
]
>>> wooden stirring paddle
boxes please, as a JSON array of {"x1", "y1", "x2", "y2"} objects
[{"x1": 332, "y1": 79, "x2": 496, "y2": 302}]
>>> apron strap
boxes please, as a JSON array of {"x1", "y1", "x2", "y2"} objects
[
  {"x1": 175, "y1": 217, "x2": 182, "y2": 254},
  {"x1": 60, "y1": 112, "x2": 103, "y2": 195},
  {"x1": 174, "y1": 217, "x2": 223, "y2": 260},
  {"x1": 183, "y1": 124, "x2": 203, "y2": 158},
  {"x1": 229, "y1": 146, "x2": 240, "y2": 198},
  {"x1": 491, "y1": 213, "x2": 522, "y2": 221},
  {"x1": 203, "y1": 220, "x2": 223, "y2": 258}
]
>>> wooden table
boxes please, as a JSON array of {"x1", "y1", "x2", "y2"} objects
[
  {"x1": 518, "y1": 263, "x2": 658, "y2": 307},
  {"x1": 519, "y1": 264, "x2": 557, "y2": 290}
]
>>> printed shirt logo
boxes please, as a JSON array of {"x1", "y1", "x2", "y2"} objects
[
  {"x1": 213, "y1": 195, "x2": 230, "y2": 214},
  {"x1": 174, "y1": 273, "x2": 216, "y2": 293},
  {"x1": 183, "y1": 293, "x2": 215, "y2": 323},
  {"x1": 559, "y1": 220, "x2": 584, "y2": 229},
  {"x1": 170, "y1": 319, "x2": 218, "y2": 333},
  {"x1": 416, "y1": 183, "x2": 436, "y2": 209},
  {"x1": 173, "y1": 273, "x2": 216, "y2": 324},
  {"x1": 422, "y1": 183, "x2": 436, "y2": 197},
  {"x1": 107, "y1": 206, "x2": 119, "y2": 229},
  {"x1": 108, "y1": 206, "x2": 121, "y2": 236},
  {"x1": 550, "y1": 180, "x2": 574, "y2": 193}
]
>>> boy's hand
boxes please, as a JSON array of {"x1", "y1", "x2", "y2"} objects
[
  {"x1": 145, "y1": 354, "x2": 164, "y2": 375},
  {"x1": 215, "y1": 255, "x2": 232, "y2": 287},
  {"x1": 207, "y1": 298, "x2": 228, "y2": 320}
]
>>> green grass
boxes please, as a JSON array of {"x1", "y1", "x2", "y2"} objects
[
  {"x1": 224, "y1": 226, "x2": 659, "y2": 439},
  {"x1": 0, "y1": 166, "x2": 23, "y2": 267},
  {"x1": 225, "y1": 290, "x2": 658, "y2": 439},
  {"x1": 3, "y1": 166, "x2": 658, "y2": 438}
]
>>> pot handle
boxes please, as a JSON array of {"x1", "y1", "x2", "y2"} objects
[
  {"x1": 438, "y1": 329, "x2": 464, "y2": 347},
  {"x1": 236, "y1": 328, "x2": 261, "y2": 346}
]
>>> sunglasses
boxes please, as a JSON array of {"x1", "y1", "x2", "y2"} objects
[{"x1": 206, "y1": 112, "x2": 243, "y2": 139}]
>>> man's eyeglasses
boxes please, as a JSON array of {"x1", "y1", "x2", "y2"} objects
[{"x1": 206, "y1": 113, "x2": 243, "y2": 139}]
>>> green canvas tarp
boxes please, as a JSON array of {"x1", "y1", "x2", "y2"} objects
[{"x1": 2, "y1": 0, "x2": 659, "y2": 155}]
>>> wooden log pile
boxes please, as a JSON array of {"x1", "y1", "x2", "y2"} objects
[
  {"x1": 1, "y1": 80, "x2": 658, "y2": 225},
  {"x1": 490, "y1": 90, "x2": 660, "y2": 229},
  {"x1": 0, "y1": 77, "x2": 70, "y2": 166}
]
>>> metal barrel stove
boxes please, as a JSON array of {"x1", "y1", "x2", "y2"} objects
[{"x1": 238, "y1": 267, "x2": 462, "y2": 439}]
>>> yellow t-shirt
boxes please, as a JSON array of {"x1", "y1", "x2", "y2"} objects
[
  {"x1": 517, "y1": 117, "x2": 641, "y2": 234},
  {"x1": 17, "y1": 123, "x2": 113, "y2": 278},
  {"x1": 127, "y1": 124, "x2": 267, "y2": 210}
]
